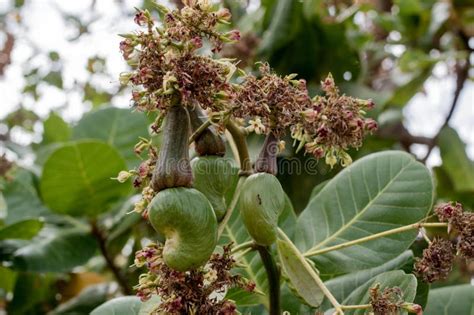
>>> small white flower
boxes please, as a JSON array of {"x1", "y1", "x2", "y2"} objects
[{"x1": 247, "y1": 118, "x2": 266, "y2": 135}]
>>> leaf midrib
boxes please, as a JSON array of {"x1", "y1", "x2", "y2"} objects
[{"x1": 304, "y1": 159, "x2": 414, "y2": 255}]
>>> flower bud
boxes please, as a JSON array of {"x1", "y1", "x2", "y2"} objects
[
  {"x1": 119, "y1": 72, "x2": 133, "y2": 85},
  {"x1": 340, "y1": 151, "x2": 352, "y2": 167},
  {"x1": 216, "y1": 8, "x2": 231, "y2": 21},
  {"x1": 114, "y1": 170, "x2": 132, "y2": 183},
  {"x1": 402, "y1": 302, "x2": 423, "y2": 315},
  {"x1": 325, "y1": 152, "x2": 337, "y2": 168}
]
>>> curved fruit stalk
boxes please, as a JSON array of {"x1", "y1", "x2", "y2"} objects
[
  {"x1": 151, "y1": 104, "x2": 193, "y2": 191},
  {"x1": 191, "y1": 156, "x2": 233, "y2": 220},
  {"x1": 239, "y1": 172, "x2": 285, "y2": 245},
  {"x1": 148, "y1": 187, "x2": 218, "y2": 271},
  {"x1": 188, "y1": 106, "x2": 225, "y2": 157},
  {"x1": 254, "y1": 132, "x2": 278, "y2": 175}
]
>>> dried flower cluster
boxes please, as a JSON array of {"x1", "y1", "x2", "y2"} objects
[
  {"x1": 233, "y1": 63, "x2": 311, "y2": 137},
  {"x1": 368, "y1": 284, "x2": 422, "y2": 315},
  {"x1": 414, "y1": 237, "x2": 455, "y2": 283},
  {"x1": 369, "y1": 284, "x2": 404, "y2": 315},
  {"x1": 291, "y1": 74, "x2": 377, "y2": 168},
  {"x1": 435, "y1": 202, "x2": 473, "y2": 259},
  {"x1": 134, "y1": 243, "x2": 254, "y2": 314},
  {"x1": 119, "y1": 0, "x2": 239, "y2": 130}
]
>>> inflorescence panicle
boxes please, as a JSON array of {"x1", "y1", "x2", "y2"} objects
[
  {"x1": 291, "y1": 73, "x2": 377, "y2": 168},
  {"x1": 134, "y1": 243, "x2": 254, "y2": 314}
]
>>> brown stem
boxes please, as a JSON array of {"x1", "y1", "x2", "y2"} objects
[
  {"x1": 90, "y1": 221, "x2": 133, "y2": 295},
  {"x1": 226, "y1": 120, "x2": 252, "y2": 175}
]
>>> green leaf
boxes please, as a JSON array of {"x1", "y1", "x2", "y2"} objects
[
  {"x1": 73, "y1": 107, "x2": 149, "y2": 168},
  {"x1": 12, "y1": 227, "x2": 97, "y2": 273},
  {"x1": 91, "y1": 296, "x2": 142, "y2": 315},
  {"x1": 437, "y1": 126, "x2": 474, "y2": 192},
  {"x1": 42, "y1": 112, "x2": 71, "y2": 144},
  {"x1": 51, "y1": 283, "x2": 111, "y2": 315},
  {"x1": 433, "y1": 166, "x2": 474, "y2": 210},
  {"x1": 7, "y1": 272, "x2": 57, "y2": 314},
  {"x1": 424, "y1": 284, "x2": 474, "y2": 315},
  {"x1": 341, "y1": 270, "x2": 418, "y2": 315},
  {"x1": 2, "y1": 169, "x2": 50, "y2": 225},
  {"x1": 0, "y1": 266, "x2": 17, "y2": 295},
  {"x1": 386, "y1": 65, "x2": 434, "y2": 108},
  {"x1": 0, "y1": 219, "x2": 43, "y2": 241},
  {"x1": 0, "y1": 192, "x2": 6, "y2": 220},
  {"x1": 138, "y1": 295, "x2": 161, "y2": 315},
  {"x1": 277, "y1": 194, "x2": 297, "y2": 239},
  {"x1": 296, "y1": 151, "x2": 433, "y2": 275},
  {"x1": 40, "y1": 140, "x2": 129, "y2": 217},
  {"x1": 321, "y1": 251, "x2": 414, "y2": 309},
  {"x1": 43, "y1": 71, "x2": 63, "y2": 88},
  {"x1": 259, "y1": 0, "x2": 302, "y2": 54},
  {"x1": 277, "y1": 238, "x2": 324, "y2": 307},
  {"x1": 309, "y1": 180, "x2": 329, "y2": 200}
]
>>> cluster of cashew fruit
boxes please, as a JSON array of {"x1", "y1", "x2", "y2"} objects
[{"x1": 148, "y1": 103, "x2": 285, "y2": 272}]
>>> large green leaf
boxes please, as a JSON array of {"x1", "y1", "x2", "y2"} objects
[
  {"x1": 0, "y1": 219, "x2": 43, "y2": 241},
  {"x1": 12, "y1": 227, "x2": 97, "y2": 273},
  {"x1": 340, "y1": 270, "x2": 418, "y2": 315},
  {"x1": 296, "y1": 151, "x2": 433, "y2": 275},
  {"x1": 437, "y1": 126, "x2": 474, "y2": 192},
  {"x1": 424, "y1": 284, "x2": 474, "y2": 315},
  {"x1": 51, "y1": 283, "x2": 111, "y2": 315},
  {"x1": 42, "y1": 112, "x2": 71, "y2": 144},
  {"x1": 0, "y1": 265, "x2": 16, "y2": 295},
  {"x1": 73, "y1": 107, "x2": 149, "y2": 168},
  {"x1": 321, "y1": 251, "x2": 414, "y2": 310},
  {"x1": 91, "y1": 296, "x2": 141, "y2": 315},
  {"x1": 40, "y1": 140, "x2": 129, "y2": 217},
  {"x1": 2, "y1": 169, "x2": 50, "y2": 225},
  {"x1": 277, "y1": 238, "x2": 324, "y2": 307},
  {"x1": 259, "y1": 0, "x2": 302, "y2": 54},
  {"x1": 7, "y1": 272, "x2": 57, "y2": 314}
]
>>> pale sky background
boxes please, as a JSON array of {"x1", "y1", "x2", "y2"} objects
[{"x1": 0, "y1": 0, "x2": 472, "y2": 167}]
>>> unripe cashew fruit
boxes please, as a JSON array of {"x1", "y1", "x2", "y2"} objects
[
  {"x1": 151, "y1": 104, "x2": 193, "y2": 191},
  {"x1": 191, "y1": 156, "x2": 233, "y2": 220},
  {"x1": 239, "y1": 172, "x2": 285, "y2": 245},
  {"x1": 148, "y1": 187, "x2": 218, "y2": 271}
]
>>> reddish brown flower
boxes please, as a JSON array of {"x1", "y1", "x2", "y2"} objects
[
  {"x1": 369, "y1": 284, "x2": 404, "y2": 315},
  {"x1": 414, "y1": 237, "x2": 455, "y2": 283},
  {"x1": 233, "y1": 63, "x2": 311, "y2": 138},
  {"x1": 133, "y1": 243, "x2": 253, "y2": 314},
  {"x1": 292, "y1": 73, "x2": 377, "y2": 168}
]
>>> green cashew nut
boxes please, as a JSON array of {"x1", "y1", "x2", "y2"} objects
[
  {"x1": 239, "y1": 172, "x2": 285, "y2": 245},
  {"x1": 148, "y1": 187, "x2": 218, "y2": 271},
  {"x1": 191, "y1": 156, "x2": 233, "y2": 220}
]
